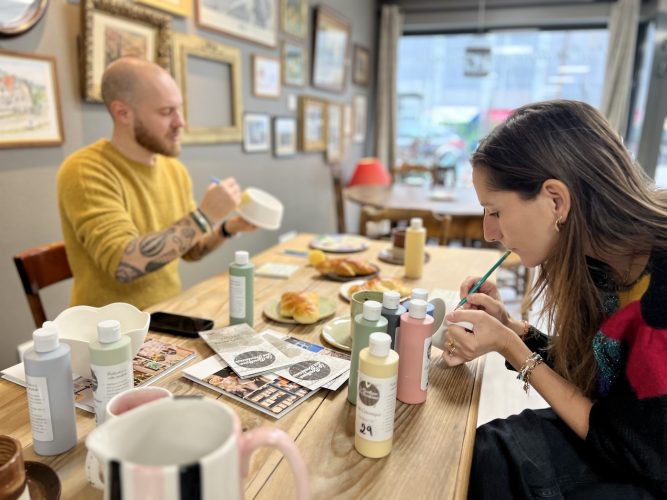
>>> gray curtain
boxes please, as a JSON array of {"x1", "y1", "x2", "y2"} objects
[
  {"x1": 600, "y1": 0, "x2": 640, "y2": 137},
  {"x1": 374, "y1": 5, "x2": 403, "y2": 171}
]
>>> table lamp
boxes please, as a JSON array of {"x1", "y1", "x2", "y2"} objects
[{"x1": 347, "y1": 157, "x2": 392, "y2": 186}]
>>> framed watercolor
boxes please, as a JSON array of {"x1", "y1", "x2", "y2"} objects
[
  {"x1": 298, "y1": 96, "x2": 326, "y2": 152},
  {"x1": 272, "y1": 116, "x2": 297, "y2": 157},
  {"x1": 0, "y1": 50, "x2": 64, "y2": 148},
  {"x1": 352, "y1": 44, "x2": 370, "y2": 86},
  {"x1": 80, "y1": 0, "x2": 171, "y2": 102},
  {"x1": 311, "y1": 6, "x2": 350, "y2": 93},
  {"x1": 280, "y1": 0, "x2": 308, "y2": 39},
  {"x1": 252, "y1": 55, "x2": 280, "y2": 98},
  {"x1": 172, "y1": 32, "x2": 243, "y2": 144},
  {"x1": 352, "y1": 94, "x2": 367, "y2": 144},
  {"x1": 326, "y1": 102, "x2": 343, "y2": 163},
  {"x1": 243, "y1": 113, "x2": 270, "y2": 153},
  {"x1": 0, "y1": 0, "x2": 48, "y2": 37},
  {"x1": 137, "y1": 0, "x2": 192, "y2": 17},
  {"x1": 281, "y1": 40, "x2": 306, "y2": 87},
  {"x1": 195, "y1": 0, "x2": 277, "y2": 48}
]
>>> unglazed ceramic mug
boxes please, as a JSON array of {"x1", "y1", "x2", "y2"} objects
[
  {"x1": 0, "y1": 435, "x2": 28, "y2": 500},
  {"x1": 86, "y1": 397, "x2": 310, "y2": 500}
]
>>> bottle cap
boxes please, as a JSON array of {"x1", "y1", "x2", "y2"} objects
[
  {"x1": 410, "y1": 217, "x2": 423, "y2": 230},
  {"x1": 33, "y1": 323, "x2": 59, "y2": 353},
  {"x1": 362, "y1": 300, "x2": 382, "y2": 321},
  {"x1": 235, "y1": 251, "x2": 249, "y2": 265},
  {"x1": 382, "y1": 291, "x2": 400, "y2": 310},
  {"x1": 409, "y1": 299, "x2": 428, "y2": 319},
  {"x1": 369, "y1": 332, "x2": 392, "y2": 357},
  {"x1": 97, "y1": 320, "x2": 121, "y2": 343},
  {"x1": 411, "y1": 288, "x2": 428, "y2": 301}
]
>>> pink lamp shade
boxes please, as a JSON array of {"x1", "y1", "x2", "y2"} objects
[{"x1": 347, "y1": 157, "x2": 392, "y2": 187}]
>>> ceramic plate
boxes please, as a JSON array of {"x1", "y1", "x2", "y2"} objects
[
  {"x1": 321, "y1": 316, "x2": 352, "y2": 351},
  {"x1": 263, "y1": 297, "x2": 336, "y2": 324},
  {"x1": 323, "y1": 263, "x2": 380, "y2": 282},
  {"x1": 24, "y1": 461, "x2": 61, "y2": 500},
  {"x1": 429, "y1": 190, "x2": 456, "y2": 201},
  {"x1": 377, "y1": 248, "x2": 430, "y2": 266},
  {"x1": 338, "y1": 279, "x2": 368, "y2": 302},
  {"x1": 309, "y1": 234, "x2": 369, "y2": 253}
]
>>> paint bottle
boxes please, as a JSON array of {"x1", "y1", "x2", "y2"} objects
[
  {"x1": 397, "y1": 299, "x2": 434, "y2": 404},
  {"x1": 229, "y1": 250, "x2": 254, "y2": 326},
  {"x1": 355, "y1": 332, "x2": 399, "y2": 458},
  {"x1": 406, "y1": 288, "x2": 435, "y2": 318},
  {"x1": 24, "y1": 323, "x2": 77, "y2": 455},
  {"x1": 380, "y1": 290, "x2": 406, "y2": 350},
  {"x1": 348, "y1": 300, "x2": 388, "y2": 405},
  {"x1": 404, "y1": 217, "x2": 426, "y2": 279},
  {"x1": 90, "y1": 320, "x2": 133, "y2": 425}
]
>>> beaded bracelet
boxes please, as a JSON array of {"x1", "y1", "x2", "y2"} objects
[{"x1": 517, "y1": 352, "x2": 543, "y2": 394}]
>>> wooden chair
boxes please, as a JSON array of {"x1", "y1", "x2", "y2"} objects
[
  {"x1": 331, "y1": 164, "x2": 346, "y2": 234},
  {"x1": 359, "y1": 206, "x2": 452, "y2": 245},
  {"x1": 13, "y1": 241, "x2": 72, "y2": 328},
  {"x1": 392, "y1": 164, "x2": 437, "y2": 185}
]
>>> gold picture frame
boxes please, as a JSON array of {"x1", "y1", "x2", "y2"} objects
[
  {"x1": 172, "y1": 32, "x2": 243, "y2": 144},
  {"x1": 280, "y1": 0, "x2": 308, "y2": 39},
  {"x1": 0, "y1": 50, "x2": 64, "y2": 148},
  {"x1": 195, "y1": 0, "x2": 278, "y2": 48},
  {"x1": 137, "y1": 0, "x2": 192, "y2": 17},
  {"x1": 299, "y1": 96, "x2": 327, "y2": 152},
  {"x1": 352, "y1": 44, "x2": 370, "y2": 86},
  {"x1": 311, "y1": 5, "x2": 350, "y2": 93},
  {"x1": 80, "y1": 0, "x2": 171, "y2": 102}
]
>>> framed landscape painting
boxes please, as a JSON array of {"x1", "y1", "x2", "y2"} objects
[
  {"x1": 299, "y1": 96, "x2": 326, "y2": 152},
  {"x1": 0, "y1": 51, "x2": 64, "y2": 148},
  {"x1": 352, "y1": 44, "x2": 370, "y2": 86},
  {"x1": 281, "y1": 40, "x2": 306, "y2": 87},
  {"x1": 243, "y1": 113, "x2": 270, "y2": 153},
  {"x1": 196, "y1": 0, "x2": 277, "y2": 48},
  {"x1": 280, "y1": 0, "x2": 308, "y2": 39},
  {"x1": 352, "y1": 94, "x2": 367, "y2": 144},
  {"x1": 253, "y1": 55, "x2": 280, "y2": 98},
  {"x1": 326, "y1": 102, "x2": 342, "y2": 163},
  {"x1": 80, "y1": 0, "x2": 171, "y2": 102},
  {"x1": 311, "y1": 6, "x2": 350, "y2": 93},
  {"x1": 273, "y1": 116, "x2": 297, "y2": 157}
]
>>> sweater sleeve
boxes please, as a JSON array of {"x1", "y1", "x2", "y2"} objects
[{"x1": 57, "y1": 153, "x2": 138, "y2": 279}]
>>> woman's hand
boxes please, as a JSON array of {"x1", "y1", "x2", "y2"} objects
[{"x1": 459, "y1": 276, "x2": 512, "y2": 327}]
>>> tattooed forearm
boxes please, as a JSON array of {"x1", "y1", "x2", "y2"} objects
[
  {"x1": 116, "y1": 262, "x2": 145, "y2": 283},
  {"x1": 145, "y1": 249, "x2": 179, "y2": 273}
]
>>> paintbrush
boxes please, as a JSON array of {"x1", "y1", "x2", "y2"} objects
[{"x1": 454, "y1": 250, "x2": 512, "y2": 311}]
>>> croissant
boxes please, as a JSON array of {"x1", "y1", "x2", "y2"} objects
[
  {"x1": 280, "y1": 291, "x2": 302, "y2": 317},
  {"x1": 316, "y1": 257, "x2": 376, "y2": 277},
  {"x1": 332, "y1": 260, "x2": 356, "y2": 276},
  {"x1": 280, "y1": 291, "x2": 320, "y2": 324}
]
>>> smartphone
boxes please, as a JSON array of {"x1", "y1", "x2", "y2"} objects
[{"x1": 149, "y1": 312, "x2": 214, "y2": 338}]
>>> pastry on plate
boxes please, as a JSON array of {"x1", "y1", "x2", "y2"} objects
[
  {"x1": 315, "y1": 256, "x2": 376, "y2": 277},
  {"x1": 280, "y1": 292, "x2": 320, "y2": 324},
  {"x1": 348, "y1": 277, "x2": 411, "y2": 298}
]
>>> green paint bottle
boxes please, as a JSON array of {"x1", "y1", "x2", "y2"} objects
[{"x1": 229, "y1": 250, "x2": 254, "y2": 326}]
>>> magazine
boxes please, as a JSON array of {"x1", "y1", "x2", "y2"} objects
[
  {"x1": 182, "y1": 355, "x2": 318, "y2": 419},
  {"x1": 1, "y1": 336, "x2": 196, "y2": 413}
]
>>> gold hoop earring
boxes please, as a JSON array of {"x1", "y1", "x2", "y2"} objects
[{"x1": 554, "y1": 215, "x2": 562, "y2": 233}]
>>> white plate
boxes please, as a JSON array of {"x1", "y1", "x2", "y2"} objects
[
  {"x1": 263, "y1": 297, "x2": 336, "y2": 324},
  {"x1": 321, "y1": 316, "x2": 352, "y2": 352},
  {"x1": 338, "y1": 279, "x2": 368, "y2": 302},
  {"x1": 429, "y1": 190, "x2": 456, "y2": 201}
]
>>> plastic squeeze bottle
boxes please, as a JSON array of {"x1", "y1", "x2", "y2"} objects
[
  {"x1": 24, "y1": 323, "x2": 77, "y2": 455},
  {"x1": 90, "y1": 320, "x2": 133, "y2": 425},
  {"x1": 348, "y1": 300, "x2": 388, "y2": 405},
  {"x1": 406, "y1": 288, "x2": 435, "y2": 318},
  {"x1": 355, "y1": 332, "x2": 399, "y2": 458},
  {"x1": 229, "y1": 250, "x2": 254, "y2": 326},
  {"x1": 397, "y1": 299, "x2": 434, "y2": 404},
  {"x1": 404, "y1": 217, "x2": 426, "y2": 279},
  {"x1": 380, "y1": 290, "x2": 406, "y2": 350}
]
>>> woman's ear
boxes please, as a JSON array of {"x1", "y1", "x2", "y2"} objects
[{"x1": 542, "y1": 179, "x2": 571, "y2": 222}]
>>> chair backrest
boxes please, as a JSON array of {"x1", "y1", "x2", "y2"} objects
[
  {"x1": 331, "y1": 164, "x2": 346, "y2": 234},
  {"x1": 392, "y1": 163, "x2": 437, "y2": 185},
  {"x1": 13, "y1": 241, "x2": 72, "y2": 328},
  {"x1": 359, "y1": 206, "x2": 452, "y2": 245}
]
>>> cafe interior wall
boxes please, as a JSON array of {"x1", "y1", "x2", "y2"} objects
[{"x1": 0, "y1": 0, "x2": 378, "y2": 370}]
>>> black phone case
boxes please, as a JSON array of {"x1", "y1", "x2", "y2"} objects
[{"x1": 149, "y1": 313, "x2": 214, "y2": 338}]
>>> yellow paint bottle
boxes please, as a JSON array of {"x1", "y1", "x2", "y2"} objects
[
  {"x1": 355, "y1": 332, "x2": 399, "y2": 458},
  {"x1": 404, "y1": 217, "x2": 425, "y2": 279}
]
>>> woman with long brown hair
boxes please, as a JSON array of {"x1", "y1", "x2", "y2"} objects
[{"x1": 443, "y1": 100, "x2": 666, "y2": 498}]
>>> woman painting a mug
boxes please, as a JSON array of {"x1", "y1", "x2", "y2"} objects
[{"x1": 443, "y1": 100, "x2": 666, "y2": 498}]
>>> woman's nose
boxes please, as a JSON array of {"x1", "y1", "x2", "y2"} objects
[{"x1": 483, "y1": 217, "x2": 501, "y2": 243}]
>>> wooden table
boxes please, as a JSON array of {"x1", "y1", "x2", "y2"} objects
[{"x1": 0, "y1": 234, "x2": 501, "y2": 500}]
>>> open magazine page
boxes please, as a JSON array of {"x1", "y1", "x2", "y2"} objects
[
  {"x1": 181, "y1": 355, "x2": 318, "y2": 419},
  {"x1": 199, "y1": 324, "x2": 296, "y2": 377},
  {"x1": 1, "y1": 336, "x2": 195, "y2": 414}
]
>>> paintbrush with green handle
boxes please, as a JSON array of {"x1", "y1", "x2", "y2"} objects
[{"x1": 454, "y1": 250, "x2": 512, "y2": 311}]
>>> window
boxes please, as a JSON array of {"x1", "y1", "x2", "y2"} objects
[{"x1": 397, "y1": 29, "x2": 609, "y2": 186}]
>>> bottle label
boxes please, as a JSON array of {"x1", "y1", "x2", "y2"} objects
[
  {"x1": 356, "y1": 372, "x2": 397, "y2": 442},
  {"x1": 230, "y1": 274, "x2": 246, "y2": 319},
  {"x1": 91, "y1": 361, "x2": 133, "y2": 424},
  {"x1": 421, "y1": 336, "x2": 432, "y2": 391},
  {"x1": 26, "y1": 375, "x2": 53, "y2": 441}
]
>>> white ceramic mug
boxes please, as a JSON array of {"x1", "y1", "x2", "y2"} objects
[{"x1": 86, "y1": 396, "x2": 310, "y2": 500}]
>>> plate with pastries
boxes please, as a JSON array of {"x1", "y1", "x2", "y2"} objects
[
  {"x1": 313, "y1": 254, "x2": 379, "y2": 282},
  {"x1": 339, "y1": 277, "x2": 412, "y2": 302},
  {"x1": 263, "y1": 291, "x2": 336, "y2": 325}
]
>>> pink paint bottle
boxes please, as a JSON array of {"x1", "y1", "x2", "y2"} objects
[{"x1": 397, "y1": 299, "x2": 434, "y2": 404}]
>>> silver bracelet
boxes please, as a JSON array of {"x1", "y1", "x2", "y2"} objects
[{"x1": 517, "y1": 352, "x2": 543, "y2": 394}]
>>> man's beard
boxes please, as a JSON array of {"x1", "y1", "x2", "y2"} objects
[{"x1": 134, "y1": 118, "x2": 180, "y2": 157}]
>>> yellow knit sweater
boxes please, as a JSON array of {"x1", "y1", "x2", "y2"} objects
[{"x1": 57, "y1": 139, "x2": 196, "y2": 309}]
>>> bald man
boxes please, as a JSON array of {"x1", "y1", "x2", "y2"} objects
[{"x1": 57, "y1": 58, "x2": 255, "y2": 309}]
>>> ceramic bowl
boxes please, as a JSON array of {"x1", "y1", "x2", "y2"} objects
[
  {"x1": 52, "y1": 303, "x2": 150, "y2": 379},
  {"x1": 236, "y1": 188, "x2": 284, "y2": 230}
]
